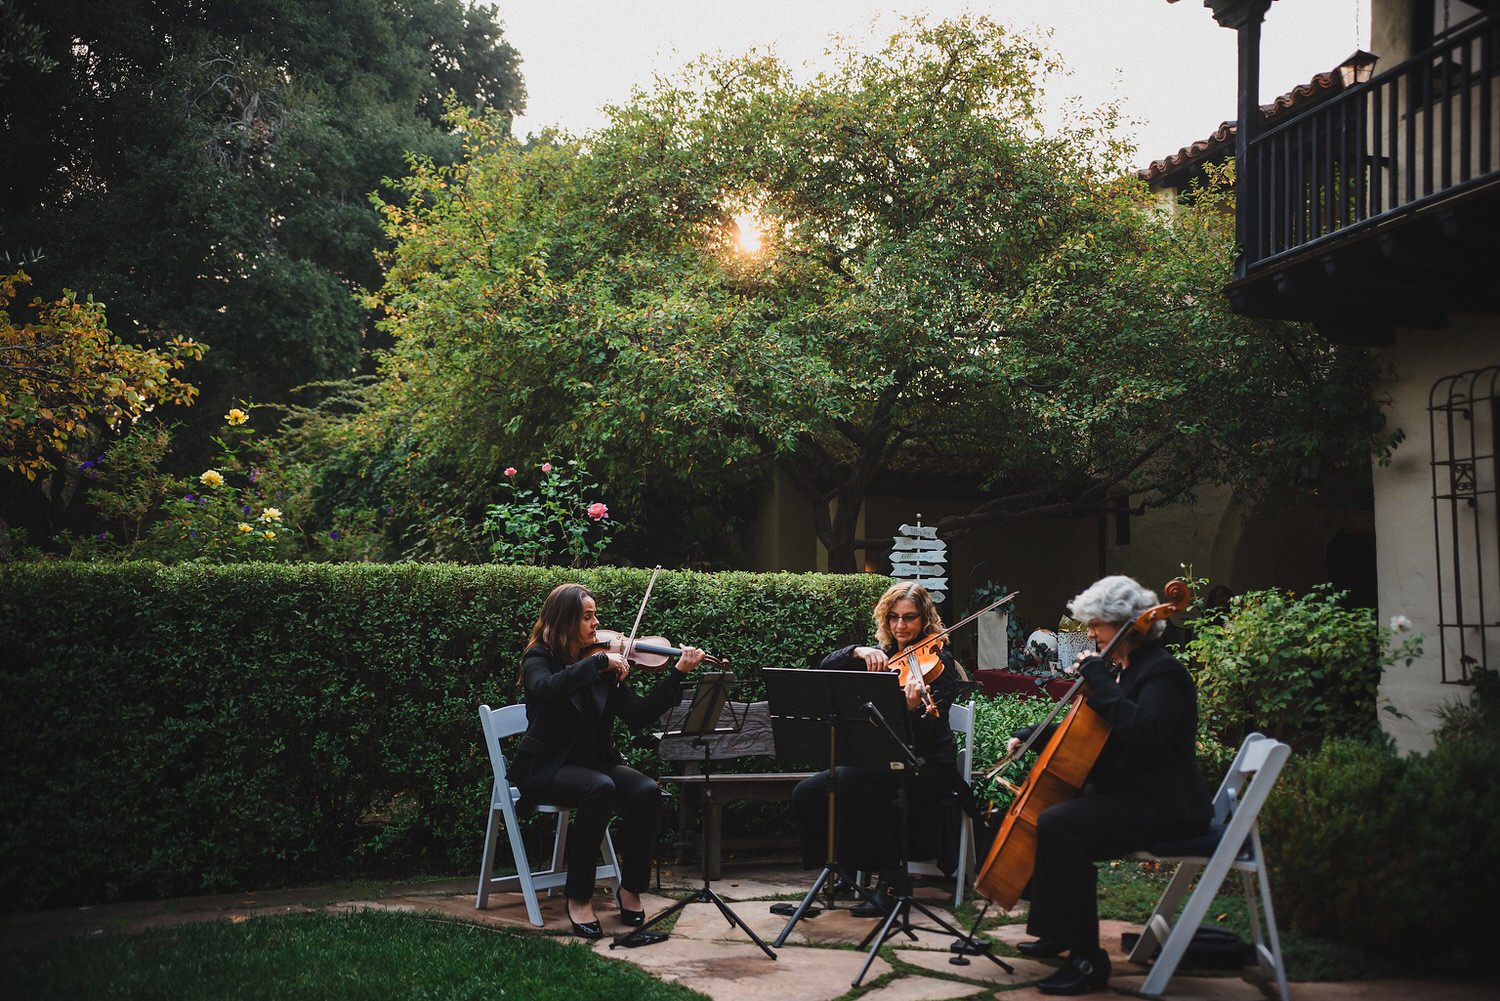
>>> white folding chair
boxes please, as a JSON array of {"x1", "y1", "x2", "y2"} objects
[
  {"x1": 475, "y1": 703, "x2": 621, "y2": 926},
  {"x1": 907, "y1": 700, "x2": 977, "y2": 908},
  {"x1": 1128, "y1": 732, "x2": 1292, "y2": 1001}
]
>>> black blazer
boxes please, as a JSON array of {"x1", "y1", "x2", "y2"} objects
[
  {"x1": 1015, "y1": 641, "x2": 1211, "y2": 824},
  {"x1": 509, "y1": 643, "x2": 684, "y2": 796}
]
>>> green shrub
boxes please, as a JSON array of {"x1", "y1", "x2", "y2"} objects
[
  {"x1": 1183, "y1": 585, "x2": 1420, "y2": 751},
  {"x1": 967, "y1": 692, "x2": 1058, "y2": 813},
  {"x1": 0, "y1": 562, "x2": 888, "y2": 910},
  {"x1": 1261, "y1": 730, "x2": 1500, "y2": 960}
]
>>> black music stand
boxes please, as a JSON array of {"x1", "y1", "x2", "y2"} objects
[
  {"x1": 764, "y1": 667, "x2": 911, "y2": 948},
  {"x1": 611, "y1": 671, "x2": 777, "y2": 958},
  {"x1": 850, "y1": 698, "x2": 1012, "y2": 986}
]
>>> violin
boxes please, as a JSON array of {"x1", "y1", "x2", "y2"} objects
[
  {"x1": 584, "y1": 628, "x2": 727, "y2": 673},
  {"x1": 583, "y1": 566, "x2": 726, "y2": 677},
  {"x1": 885, "y1": 591, "x2": 1019, "y2": 717},
  {"x1": 891, "y1": 634, "x2": 946, "y2": 717}
]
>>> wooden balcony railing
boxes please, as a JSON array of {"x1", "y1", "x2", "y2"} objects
[{"x1": 1244, "y1": 15, "x2": 1500, "y2": 273}]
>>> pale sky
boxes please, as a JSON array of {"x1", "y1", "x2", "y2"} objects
[{"x1": 493, "y1": 0, "x2": 1369, "y2": 170}]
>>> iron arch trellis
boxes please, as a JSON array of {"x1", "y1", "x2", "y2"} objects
[{"x1": 1429, "y1": 364, "x2": 1500, "y2": 683}]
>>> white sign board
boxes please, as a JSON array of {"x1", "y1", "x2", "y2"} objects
[{"x1": 890, "y1": 521, "x2": 947, "y2": 602}]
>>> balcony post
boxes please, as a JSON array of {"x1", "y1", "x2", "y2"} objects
[{"x1": 1205, "y1": 0, "x2": 1276, "y2": 276}]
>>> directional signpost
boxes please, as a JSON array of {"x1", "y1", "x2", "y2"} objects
[{"x1": 889, "y1": 517, "x2": 947, "y2": 603}]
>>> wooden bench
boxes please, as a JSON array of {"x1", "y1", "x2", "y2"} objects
[{"x1": 658, "y1": 700, "x2": 813, "y2": 880}]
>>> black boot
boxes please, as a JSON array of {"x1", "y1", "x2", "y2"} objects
[
  {"x1": 1037, "y1": 946, "x2": 1110, "y2": 995},
  {"x1": 849, "y1": 876, "x2": 895, "y2": 917}
]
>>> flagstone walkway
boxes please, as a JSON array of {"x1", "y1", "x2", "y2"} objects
[{"x1": 3, "y1": 861, "x2": 1494, "y2": 1001}]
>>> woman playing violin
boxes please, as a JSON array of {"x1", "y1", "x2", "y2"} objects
[
  {"x1": 791, "y1": 582, "x2": 967, "y2": 917},
  {"x1": 1005, "y1": 576, "x2": 1211, "y2": 995},
  {"x1": 509, "y1": 582, "x2": 704, "y2": 939}
]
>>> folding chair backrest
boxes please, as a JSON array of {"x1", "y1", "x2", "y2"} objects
[
  {"x1": 1216, "y1": 733, "x2": 1290, "y2": 851},
  {"x1": 479, "y1": 703, "x2": 529, "y2": 789},
  {"x1": 901, "y1": 700, "x2": 977, "y2": 909},
  {"x1": 948, "y1": 702, "x2": 975, "y2": 780}
]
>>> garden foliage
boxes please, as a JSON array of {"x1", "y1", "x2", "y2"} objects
[
  {"x1": 967, "y1": 692, "x2": 1058, "y2": 813},
  {"x1": 0, "y1": 562, "x2": 887, "y2": 910},
  {"x1": 1261, "y1": 724, "x2": 1500, "y2": 958},
  {"x1": 364, "y1": 16, "x2": 1387, "y2": 569},
  {"x1": 0, "y1": 272, "x2": 202, "y2": 482},
  {"x1": 483, "y1": 459, "x2": 616, "y2": 566},
  {"x1": 63, "y1": 406, "x2": 377, "y2": 563},
  {"x1": 1184, "y1": 585, "x2": 1421, "y2": 751}
]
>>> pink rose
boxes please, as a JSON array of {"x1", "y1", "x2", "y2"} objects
[
  {"x1": 541, "y1": 462, "x2": 553, "y2": 473},
  {"x1": 503, "y1": 467, "x2": 517, "y2": 477},
  {"x1": 587, "y1": 502, "x2": 608, "y2": 521}
]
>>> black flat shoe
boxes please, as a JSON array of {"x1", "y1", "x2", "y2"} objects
[
  {"x1": 1017, "y1": 938, "x2": 1069, "y2": 959},
  {"x1": 615, "y1": 889, "x2": 645, "y2": 927},
  {"x1": 568, "y1": 917, "x2": 604, "y2": 939},
  {"x1": 1037, "y1": 947, "x2": 1110, "y2": 996}
]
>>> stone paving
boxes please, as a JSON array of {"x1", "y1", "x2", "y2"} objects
[{"x1": 4, "y1": 861, "x2": 1497, "y2": 1000}]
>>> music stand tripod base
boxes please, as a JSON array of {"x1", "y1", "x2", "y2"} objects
[{"x1": 618, "y1": 674, "x2": 776, "y2": 958}]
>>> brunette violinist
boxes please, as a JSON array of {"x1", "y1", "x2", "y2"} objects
[
  {"x1": 791, "y1": 582, "x2": 968, "y2": 917},
  {"x1": 1006, "y1": 576, "x2": 1211, "y2": 995},
  {"x1": 509, "y1": 583, "x2": 704, "y2": 939}
]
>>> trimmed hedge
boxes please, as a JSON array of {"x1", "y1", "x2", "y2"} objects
[
  {"x1": 0, "y1": 562, "x2": 889, "y2": 910},
  {"x1": 1261, "y1": 730, "x2": 1500, "y2": 959}
]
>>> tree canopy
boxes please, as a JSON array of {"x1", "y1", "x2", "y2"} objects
[
  {"x1": 360, "y1": 17, "x2": 1389, "y2": 568},
  {"x1": 0, "y1": 271, "x2": 201, "y2": 483},
  {"x1": 0, "y1": 0, "x2": 524, "y2": 412}
]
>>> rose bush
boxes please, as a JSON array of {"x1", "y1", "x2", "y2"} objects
[{"x1": 483, "y1": 459, "x2": 617, "y2": 566}]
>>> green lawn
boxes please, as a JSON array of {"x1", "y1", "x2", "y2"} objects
[{"x1": 3, "y1": 909, "x2": 710, "y2": 1001}]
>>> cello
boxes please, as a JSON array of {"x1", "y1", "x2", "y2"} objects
[{"x1": 971, "y1": 580, "x2": 1192, "y2": 909}]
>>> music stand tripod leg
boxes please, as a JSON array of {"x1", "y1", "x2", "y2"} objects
[
  {"x1": 850, "y1": 699, "x2": 1013, "y2": 983},
  {"x1": 773, "y1": 721, "x2": 885, "y2": 947},
  {"x1": 615, "y1": 719, "x2": 776, "y2": 959}
]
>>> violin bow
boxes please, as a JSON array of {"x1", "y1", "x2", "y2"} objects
[
  {"x1": 621, "y1": 565, "x2": 663, "y2": 664},
  {"x1": 892, "y1": 590, "x2": 1019, "y2": 662}
]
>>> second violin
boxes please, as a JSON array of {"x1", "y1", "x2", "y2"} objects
[{"x1": 883, "y1": 589, "x2": 1019, "y2": 716}]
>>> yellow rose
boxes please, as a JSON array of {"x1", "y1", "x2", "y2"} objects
[
  {"x1": 262, "y1": 530, "x2": 276, "y2": 540},
  {"x1": 237, "y1": 522, "x2": 252, "y2": 534},
  {"x1": 199, "y1": 469, "x2": 224, "y2": 488},
  {"x1": 259, "y1": 507, "x2": 282, "y2": 522},
  {"x1": 225, "y1": 408, "x2": 248, "y2": 426}
]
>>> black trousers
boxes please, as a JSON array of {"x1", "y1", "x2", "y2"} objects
[
  {"x1": 534, "y1": 763, "x2": 662, "y2": 901},
  {"x1": 793, "y1": 765, "x2": 954, "y2": 877},
  {"x1": 794, "y1": 766, "x2": 901, "y2": 873},
  {"x1": 1025, "y1": 792, "x2": 1205, "y2": 951}
]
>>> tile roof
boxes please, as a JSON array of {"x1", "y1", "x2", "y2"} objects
[{"x1": 1139, "y1": 53, "x2": 1372, "y2": 184}]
